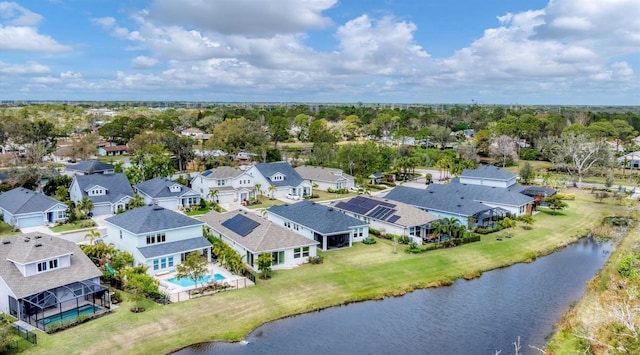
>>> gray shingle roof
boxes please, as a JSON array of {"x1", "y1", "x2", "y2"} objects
[
  {"x1": 253, "y1": 162, "x2": 304, "y2": 187},
  {"x1": 0, "y1": 188, "x2": 65, "y2": 215},
  {"x1": 331, "y1": 195, "x2": 440, "y2": 226},
  {"x1": 461, "y1": 165, "x2": 516, "y2": 181},
  {"x1": 385, "y1": 185, "x2": 492, "y2": 217},
  {"x1": 105, "y1": 205, "x2": 203, "y2": 234},
  {"x1": 73, "y1": 173, "x2": 134, "y2": 204},
  {"x1": 65, "y1": 160, "x2": 114, "y2": 174},
  {"x1": 201, "y1": 210, "x2": 317, "y2": 253},
  {"x1": 134, "y1": 177, "x2": 197, "y2": 199},
  {"x1": 268, "y1": 200, "x2": 366, "y2": 234},
  {"x1": 137, "y1": 236, "x2": 211, "y2": 258},
  {"x1": 0, "y1": 232, "x2": 102, "y2": 299},
  {"x1": 294, "y1": 166, "x2": 354, "y2": 183},
  {"x1": 201, "y1": 166, "x2": 243, "y2": 179}
]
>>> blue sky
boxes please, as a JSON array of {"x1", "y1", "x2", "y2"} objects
[{"x1": 0, "y1": 0, "x2": 638, "y2": 105}]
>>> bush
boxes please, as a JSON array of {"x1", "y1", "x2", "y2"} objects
[
  {"x1": 110, "y1": 290, "x2": 123, "y2": 304},
  {"x1": 380, "y1": 181, "x2": 396, "y2": 187},
  {"x1": 555, "y1": 193, "x2": 575, "y2": 200},
  {"x1": 308, "y1": 255, "x2": 324, "y2": 264},
  {"x1": 520, "y1": 148, "x2": 541, "y2": 160},
  {"x1": 368, "y1": 228, "x2": 380, "y2": 236},
  {"x1": 398, "y1": 236, "x2": 411, "y2": 244},
  {"x1": 79, "y1": 220, "x2": 97, "y2": 228},
  {"x1": 474, "y1": 226, "x2": 502, "y2": 234},
  {"x1": 327, "y1": 188, "x2": 349, "y2": 194},
  {"x1": 462, "y1": 235, "x2": 481, "y2": 244},
  {"x1": 362, "y1": 237, "x2": 377, "y2": 245}
]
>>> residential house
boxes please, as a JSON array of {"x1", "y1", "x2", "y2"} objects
[
  {"x1": 633, "y1": 135, "x2": 640, "y2": 146},
  {"x1": 98, "y1": 145, "x2": 127, "y2": 156},
  {"x1": 520, "y1": 186, "x2": 557, "y2": 207},
  {"x1": 191, "y1": 166, "x2": 256, "y2": 204},
  {"x1": 385, "y1": 165, "x2": 534, "y2": 228},
  {"x1": 246, "y1": 162, "x2": 311, "y2": 199},
  {"x1": 618, "y1": 151, "x2": 640, "y2": 169},
  {"x1": 331, "y1": 195, "x2": 440, "y2": 245},
  {"x1": 69, "y1": 173, "x2": 134, "y2": 216},
  {"x1": 180, "y1": 127, "x2": 213, "y2": 141},
  {"x1": 0, "y1": 188, "x2": 68, "y2": 229},
  {"x1": 294, "y1": 166, "x2": 355, "y2": 191},
  {"x1": 267, "y1": 200, "x2": 368, "y2": 250},
  {"x1": 64, "y1": 160, "x2": 115, "y2": 176},
  {"x1": 103, "y1": 205, "x2": 211, "y2": 276},
  {"x1": 134, "y1": 177, "x2": 200, "y2": 210},
  {"x1": 368, "y1": 172, "x2": 383, "y2": 185},
  {"x1": 201, "y1": 210, "x2": 318, "y2": 271},
  {"x1": 0, "y1": 232, "x2": 108, "y2": 331}
]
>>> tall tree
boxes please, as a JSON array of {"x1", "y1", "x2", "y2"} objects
[
  {"x1": 176, "y1": 252, "x2": 209, "y2": 290},
  {"x1": 490, "y1": 135, "x2": 518, "y2": 167},
  {"x1": 267, "y1": 116, "x2": 290, "y2": 147},
  {"x1": 544, "y1": 132, "x2": 612, "y2": 188}
]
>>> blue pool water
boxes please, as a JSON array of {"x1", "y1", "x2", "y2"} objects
[
  {"x1": 166, "y1": 273, "x2": 225, "y2": 287},
  {"x1": 41, "y1": 304, "x2": 99, "y2": 326}
]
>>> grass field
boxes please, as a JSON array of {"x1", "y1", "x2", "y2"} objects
[{"x1": 27, "y1": 189, "x2": 633, "y2": 355}]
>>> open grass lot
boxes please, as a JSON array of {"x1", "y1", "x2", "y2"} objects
[
  {"x1": 28, "y1": 189, "x2": 633, "y2": 355},
  {"x1": 245, "y1": 195, "x2": 286, "y2": 209},
  {"x1": 50, "y1": 221, "x2": 96, "y2": 233},
  {"x1": 0, "y1": 221, "x2": 16, "y2": 237}
]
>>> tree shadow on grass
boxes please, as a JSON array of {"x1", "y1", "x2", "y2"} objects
[{"x1": 538, "y1": 210, "x2": 567, "y2": 217}]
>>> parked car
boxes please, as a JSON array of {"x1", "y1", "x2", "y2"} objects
[{"x1": 286, "y1": 193, "x2": 300, "y2": 200}]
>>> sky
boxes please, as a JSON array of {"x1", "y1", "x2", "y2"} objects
[{"x1": 0, "y1": 0, "x2": 639, "y2": 105}]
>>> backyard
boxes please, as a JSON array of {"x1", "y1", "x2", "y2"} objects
[{"x1": 25, "y1": 189, "x2": 635, "y2": 355}]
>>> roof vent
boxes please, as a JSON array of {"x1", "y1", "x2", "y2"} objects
[
  {"x1": 457, "y1": 204, "x2": 462, "y2": 207},
  {"x1": 460, "y1": 197, "x2": 464, "y2": 199},
  {"x1": 153, "y1": 205, "x2": 163, "y2": 211},
  {"x1": 2, "y1": 240, "x2": 10, "y2": 245},
  {"x1": 328, "y1": 207, "x2": 334, "y2": 211},
  {"x1": 24, "y1": 238, "x2": 30, "y2": 242},
  {"x1": 35, "y1": 235, "x2": 42, "y2": 239},
  {"x1": 35, "y1": 243, "x2": 42, "y2": 247}
]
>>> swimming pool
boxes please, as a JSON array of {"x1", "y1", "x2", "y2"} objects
[
  {"x1": 40, "y1": 304, "x2": 99, "y2": 327},
  {"x1": 166, "y1": 273, "x2": 225, "y2": 287}
]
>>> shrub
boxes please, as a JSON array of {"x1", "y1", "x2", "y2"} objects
[
  {"x1": 362, "y1": 237, "x2": 377, "y2": 245},
  {"x1": 474, "y1": 226, "x2": 502, "y2": 234},
  {"x1": 398, "y1": 236, "x2": 411, "y2": 244},
  {"x1": 520, "y1": 148, "x2": 541, "y2": 160},
  {"x1": 462, "y1": 235, "x2": 481, "y2": 244},
  {"x1": 110, "y1": 290, "x2": 123, "y2": 304},
  {"x1": 617, "y1": 252, "x2": 640, "y2": 279},
  {"x1": 380, "y1": 181, "x2": 396, "y2": 187},
  {"x1": 79, "y1": 220, "x2": 96, "y2": 228},
  {"x1": 309, "y1": 255, "x2": 324, "y2": 264},
  {"x1": 555, "y1": 193, "x2": 575, "y2": 200},
  {"x1": 327, "y1": 188, "x2": 349, "y2": 194},
  {"x1": 368, "y1": 228, "x2": 380, "y2": 236}
]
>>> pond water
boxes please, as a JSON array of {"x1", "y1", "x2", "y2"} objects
[{"x1": 174, "y1": 237, "x2": 613, "y2": 355}]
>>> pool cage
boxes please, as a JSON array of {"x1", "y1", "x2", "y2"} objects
[
  {"x1": 473, "y1": 207, "x2": 511, "y2": 229},
  {"x1": 17, "y1": 280, "x2": 110, "y2": 331}
]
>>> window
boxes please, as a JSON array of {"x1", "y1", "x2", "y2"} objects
[
  {"x1": 146, "y1": 233, "x2": 166, "y2": 245},
  {"x1": 57, "y1": 210, "x2": 66, "y2": 219},
  {"x1": 294, "y1": 224, "x2": 300, "y2": 231},
  {"x1": 217, "y1": 179, "x2": 226, "y2": 186},
  {"x1": 160, "y1": 258, "x2": 167, "y2": 269},
  {"x1": 49, "y1": 259, "x2": 58, "y2": 269},
  {"x1": 284, "y1": 221, "x2": 291, "y2": 228},
  {"x1": 168, "y1": 256, "x2": 174, "y2": 267},
  {"x1": 153, "y1": 259, "x2": 159, "y2": 270},
  {"x1": 120, "y1": 230, "x2": 122, "y2": 239},
  {"x1": 271, "y1": 250, "x2": 285, "y2": 265},
  {"x1": 146, "y1": 235, "x2": 155, "y2": 244},
  {"x1": 294, "y1": 248, "x2": 301, "y2": 258},
  {"x1": 302, "y1": 246, "x2": 309, "y2": 257},
  {"x1": 272, "y1": 174, "x2": 284, "y2": 181},
  {"x1": 409, "y1": 227, "x2": 416, "y2": 236},
  {"x1": 37, "y1": 262, "x2": 47, "y2": 272}
]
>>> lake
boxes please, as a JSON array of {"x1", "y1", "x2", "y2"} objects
[{"x1": 175, "y1": 237, "x2": 613, "y2": 354}]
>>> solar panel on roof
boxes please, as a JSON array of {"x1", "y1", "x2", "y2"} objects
[
  {"x1": 221, "y1": 214, "x2": 260, "y2": 237},
  {"x1": 368, "y1": 206, "x2": 395, "y2": 220},
  {"x1": 335, "y1": 201, "x2": 369, "y2": 215},
  {"x1": 387, "y1": 215, "x2": 400, "y2": 223},
  {"x1": 202, "y1": 170, "x2": 212, "y2": 176}
]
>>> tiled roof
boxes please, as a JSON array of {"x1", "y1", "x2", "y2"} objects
[
  {"x1": 105, "y1": 205, "x2": 202, "y2": 234},
  {"x1": 201, "y1": 210, "x2": 317, "y2": 253},
  {"x1": 73, "y1": 173, "x2": 134, "y2": 204},
  {"x1": 134, "y1": 177, "x2": 197, "y2": 198},
  {"x1": 268, "y1": 200, "x2": 366, "y2": 234},
  {"x1": 461, "y1": 165, "x2": 516, "y2": 181},
  {"x1": 294, "y1": 166, "x2": 354, "y2": 183},
  {"x1": 65, "y1": 160, "x2": 114, "y2": 173},
  {"x1": 137, "y1": 237, "x2": 211, "y2": 258},
  {"x1": 0, "y1": 232, "x2": 102, "y2": 299},
  {"x1": 0, "y1": 188, "x2": 65, "y2": 215},
  {"x1": 253, "y1": 162, "x2": 304, "y2": 187}
]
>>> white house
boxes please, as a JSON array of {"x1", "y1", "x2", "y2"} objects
[
  {"x1": 267, "y1": 200, "x2": 368, "y2": 250},
  {"x1": 294, "y1": 166, "x2": 355, "y2": 191},
  {"x1": 618, "y1": 151, "x2": 640, "y2": 169},
  {"x1": 201, "y1": 210, "x2": 318, "y2": 271},
  {"x1": 0, "y1": 188, "x2": 68, "y2": 229},
  {"x1": 331, "y1": 195, "x2": 440, "y2": 245},
  {"x1": 0, "y1": 232, "x2": 108, "y2": 331},
  {"x1": 245, "y1": 162, "x2": 311, "y2": 199},
  {"x1": 103, "y1": 205, "x2": 211, "y2": 276},
  {"x1": 69, "y1": 173, "x2": 134, "y2": 216},
  {"x1": 134, "y1": 177, "x2": 201, "y2": 210},
  {"x1": 190, "y1": 166, "x2": 256, "y2": 205}
]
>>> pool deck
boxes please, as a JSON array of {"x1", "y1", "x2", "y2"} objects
[{"x1": 156, "y1": 262, "x2": 253, "y2": 302}]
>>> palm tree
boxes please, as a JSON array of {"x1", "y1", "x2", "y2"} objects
[
  {"x1": 128, "y1": 193, "x2": 145, "y2": 209},
  {"x1": 268, "y1": 185, "x2": 277, "y2": 199},
  {"x1": 254, "y1": 183, "x2": 262, "y2": 197},
  {"x1": 77, "y1": 197, "x2": 94, "y2": 217},
  {"x1": 85, "y1": 229, "x2": 101, "y2": 245},
  {"x1": 208, "y1": 189, "x2": 219, "y2": 203}
]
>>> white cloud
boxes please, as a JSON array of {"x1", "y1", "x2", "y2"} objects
[
  {"x1": 131, "y1": 56, "x2": 159, "y2": 69},
  {"x1": 60, "y1": 71, "x2": 82, "y2": 80},
  {"x1": 0, "y1": 2, "x2": 70, "y2": 52},
  {"x1": 0, "y1": 60, "x2": 50, "y2": 75},
  {"x1": 0, "y1": 2, "x2": 42, "y2": 26},
  {"x1": 149, "y1": 0, "x2": 336, "y2": 36}
]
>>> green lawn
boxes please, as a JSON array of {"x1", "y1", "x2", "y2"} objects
[
  {"x1": 185, "y1": 206, "x2": 212, "y2": 216},
  {"x1": 309, "y1": 190, "x2": 359, "y2": 202},
  {"x1": 50, "y1": 221, "x2": 96, "y2": 233},
  {"x1": 0, "y1": 221, "x2": 16, "y2": 236},
  {"x1": 245, "y1": 195, "x2": 286, "y2": 209},
  {"x1": 27, "y1": 190, "x2": 629, "y2": 355}
]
